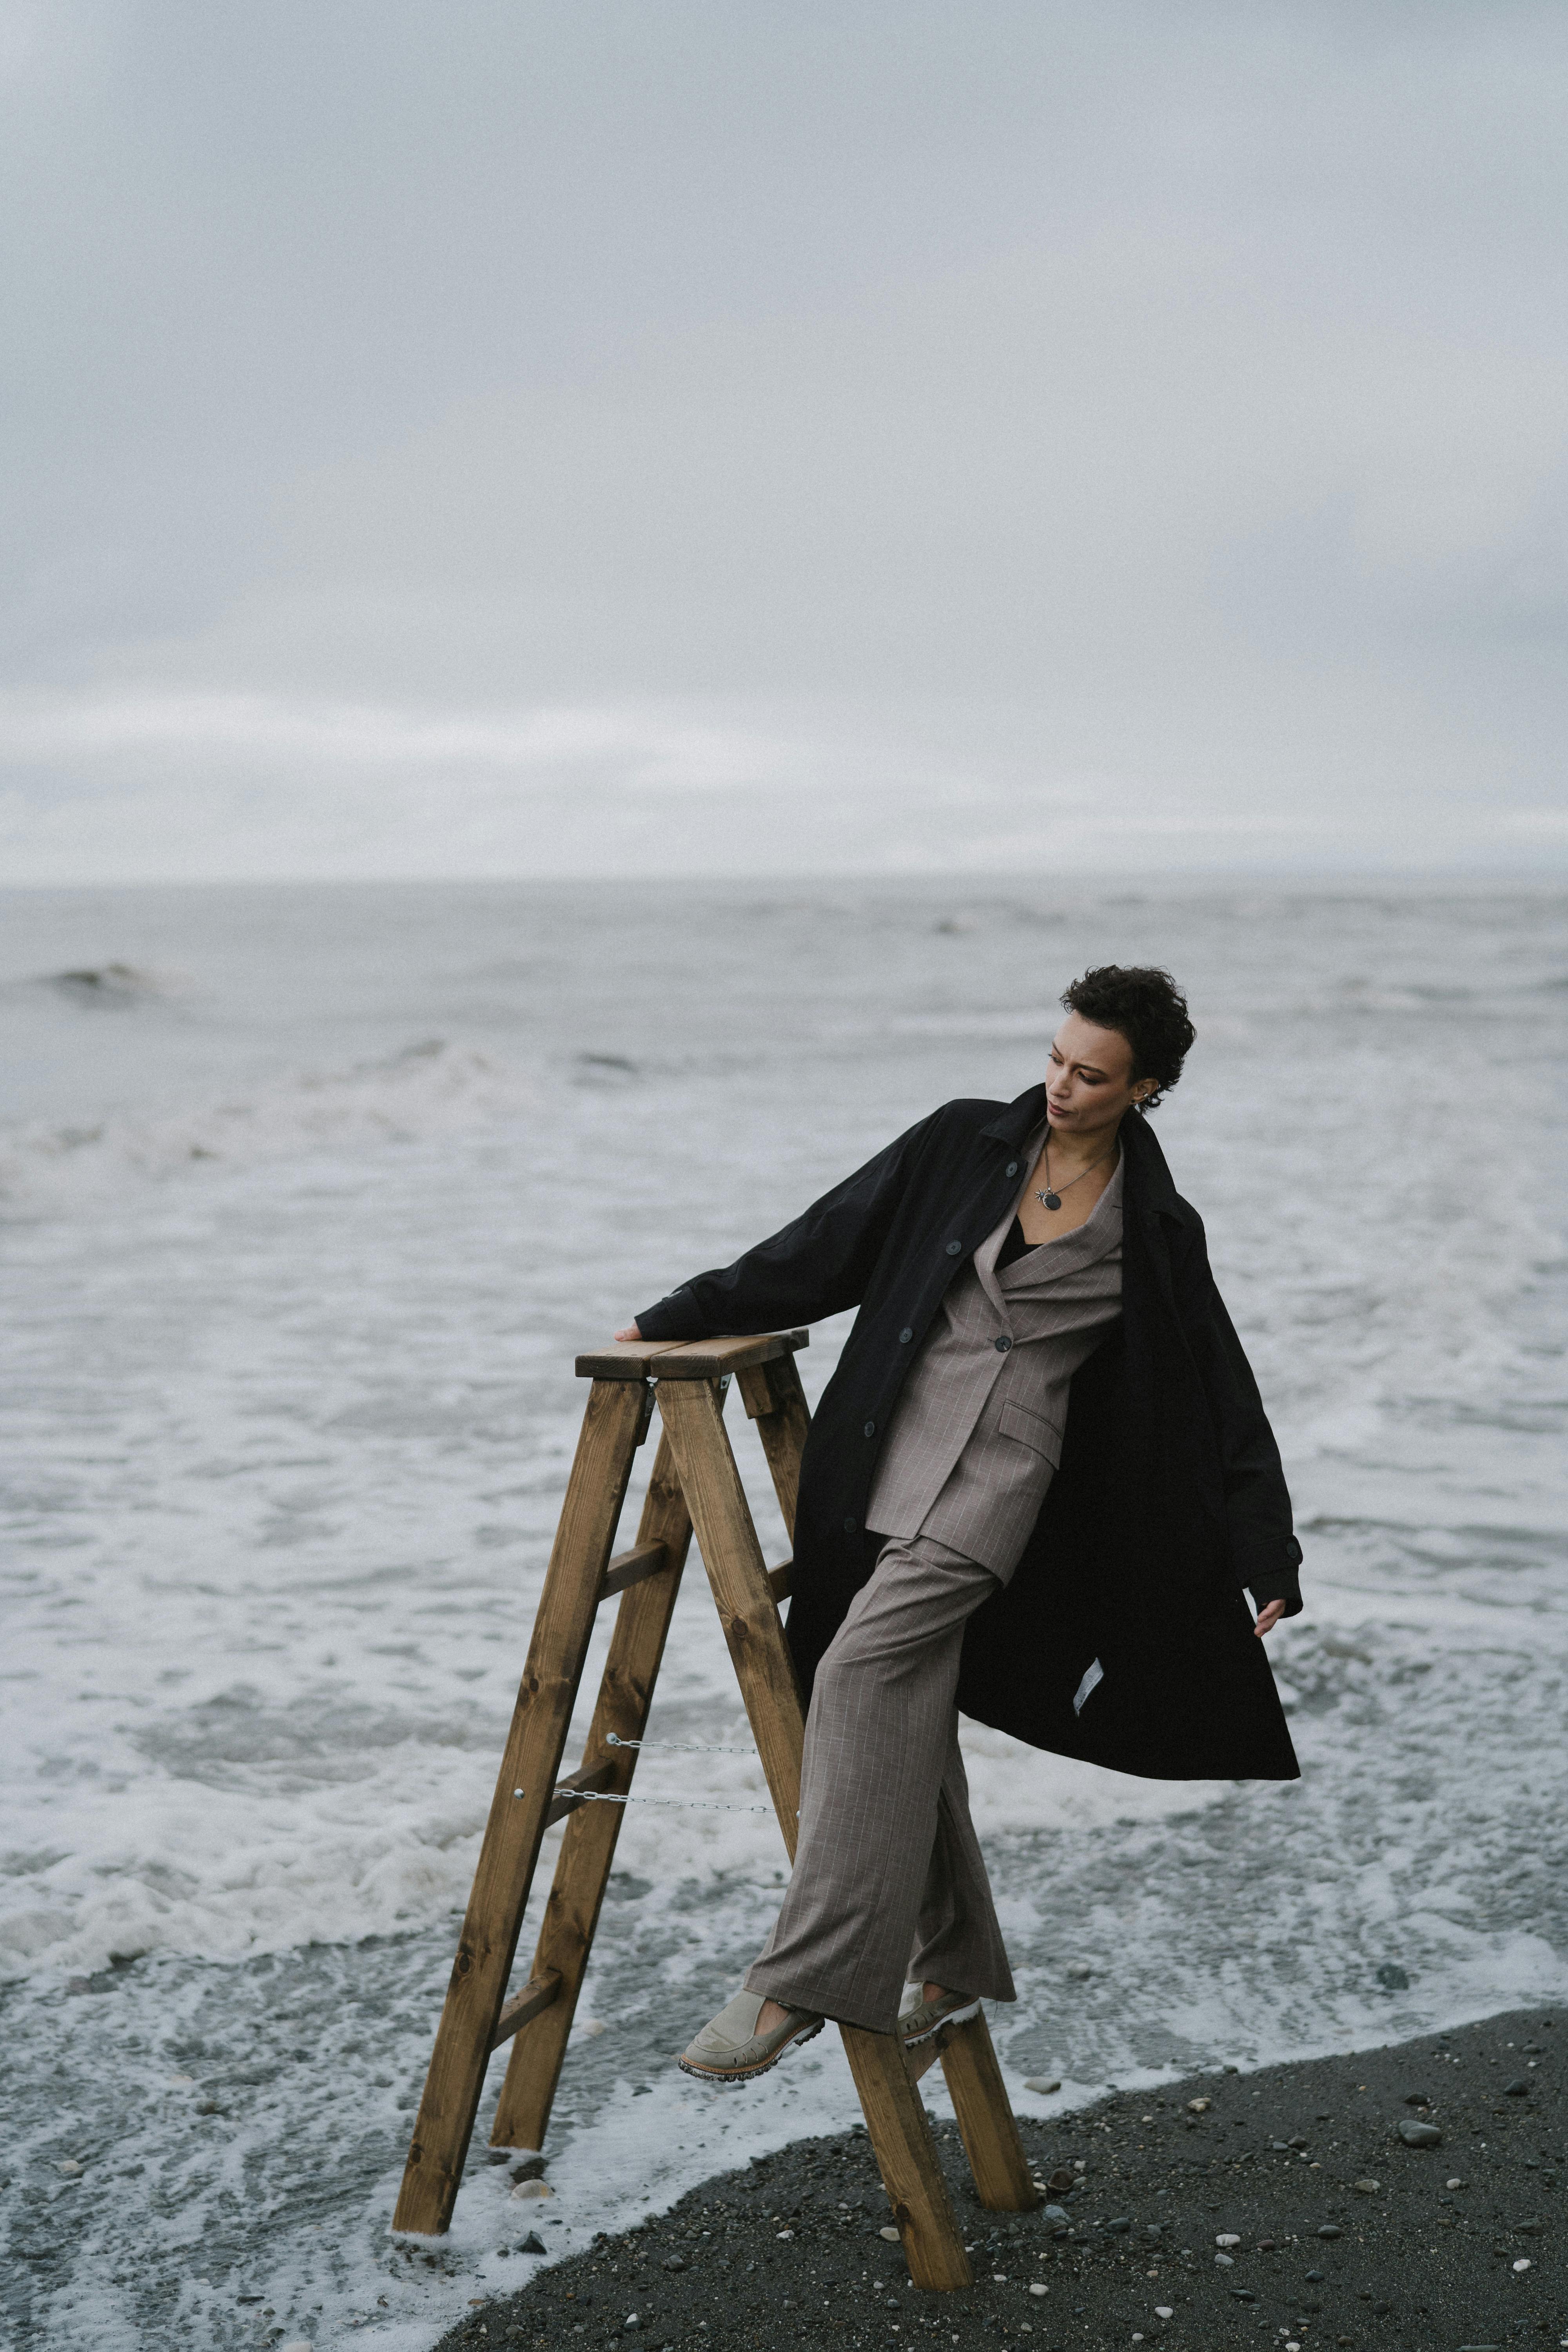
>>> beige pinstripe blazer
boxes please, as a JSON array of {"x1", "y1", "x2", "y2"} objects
[{"x1": 864, "y1": 1135, "x2": 1125, "y2": 1578}]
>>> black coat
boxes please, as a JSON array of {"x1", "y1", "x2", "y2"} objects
[{"x1": 638, "y1": 1084, "x2": 1303, "y2": 1782}]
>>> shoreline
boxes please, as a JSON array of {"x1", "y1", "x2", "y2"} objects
[{"x1": 434, "y1": 2005, "x2": 1561, "y2": 2352}]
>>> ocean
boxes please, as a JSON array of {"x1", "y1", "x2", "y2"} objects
[{"x1": 2, "y1": 878, "x2": 1564, "y2": 2349}]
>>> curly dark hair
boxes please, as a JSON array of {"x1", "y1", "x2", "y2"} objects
[{"x1": 1060, "y1": 965, "x2": 1194, "y2": 1111}]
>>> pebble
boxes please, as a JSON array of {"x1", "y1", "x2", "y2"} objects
[
  {"x1": 878, "y1": 2226, "x2": 900, "y2": 2242},
  {"x1": 1154, "y1": 2308, "x2": 1174, "y2": 2320},
  {"x1": 1504, "y1": 2079, "x2": 1530, "y2": 2096},
  {"x1": 518, "y1": 2232, "x2": 546, "y2": 2256},
  {"x1": 1446, "y1": 2178, "x2": 1465, "y2": 2189},
  {"x1": 1187, "y1": 2098, "x2": 1210, "y2": 2114},
  {"x1": 1214, "y1": 2252, "x2": 1235, "y2": 2269},
  {"x1": 1513, "y1": 2259, "x2": 1532, "y2": 2273},
  {"x1": 510, "y1": 2180, "x2": 553, "y2": 2201},
  {"x1": 1352, "y1": 2178, "x2": 1381, "y2": 2194},
  {"x1": 661, "y1": 2256, "x2": 686, "y2": 2272},
  {"x1": 1215, "y1": 2234, "x2": 1241, "y2": 2247},
  {"x1": 1029, "y1": 2283, "x2": 1048, "y2": 2297},
  {"x1": 1316, "y1": 2226, "x2": 1343, "y2": 2240},
  {"x1": 1023, "y1": 2078, "x2": 1062, "y2": 2094},
  {"x1": 1397, "y1": 2120, "x2": 1442, "y2": 2146}
]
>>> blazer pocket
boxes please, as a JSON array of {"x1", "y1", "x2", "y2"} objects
[{"x1": 996, "y1": 1399, "x2": 1064, "y2": 1465}]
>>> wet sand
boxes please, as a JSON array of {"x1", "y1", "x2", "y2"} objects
[{"x1": 434, "y1": 2005, "x2": 1561, "y2": 2352}]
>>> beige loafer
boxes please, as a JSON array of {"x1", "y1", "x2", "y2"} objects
[
  {"x1": 897, "y1": 1986, "x2": 982, "y2": 2048},
  {"x1": 677, "y1": 1989, "x2": 824, "y2": 2084}
]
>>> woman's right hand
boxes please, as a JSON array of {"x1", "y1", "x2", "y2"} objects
[{"x1": 614, "y1": 1321, "x2": 642, "y2": 1342}]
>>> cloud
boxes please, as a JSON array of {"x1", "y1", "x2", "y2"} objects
[{"x1": 1, "y1": 2, "x2": 1565, "y2": 878}]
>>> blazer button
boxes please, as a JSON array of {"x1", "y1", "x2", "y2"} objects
[
  {"x1": 899, "y1": 1327, "x2": 913, "y2": 1344},
  {"x1": 863, "y1": 1420, "x2": 876, "y2": 1438},
  {"x1": 1006, "y1": 1161, "x2": 1019, "y2": 1177},
  {"x1": 994, "y1": 1334, "x2": 1013, "y2": 1352},
  {"x1": 945, "y1": 1240, "x2": 962, "y2": 1256},
  {"x1": 843, "y1": 1515, "x2": 858, "y2": 1534}
]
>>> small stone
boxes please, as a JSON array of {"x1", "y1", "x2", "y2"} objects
[
  {"x1": 1376, "y1": 1963, "x2": 1410, "y2": 1991},
  {"x1": 511, "y1": 2180, "x2": 554, "y2": 2201},
  {"x1": 575, "y1": 2018, "x2": 607, "y2": 2036},
  {"x1": 879, "y1": 2226, "x2": 901, "y2": 2242},
  {"x1": 661, "y1": 2256, "x2": 686, "y2": 2272},
  {"x1": 519, "y1": 2232, "x2": 547, "y2": 2255},
  {"x1": 1230, "y1": 2289, "x2": 1258, "y2": 2304},
  {"x1": 1105, "y1": 2218, "x2": 1131, "y2": 2235},
  {"x1": 1029, "y1": 2283, "x2": 1048, "y2": 2297},
  {"x1": 1398, "y1": 2121, "x2": 1442, "y2": 2147},
  {"x1": 1042, "y1": 2206, "x2": 1070, "y2": 2232},
  {"x1": 1514, "y1": 2259, "x2": 1532, "y2": 2273},
  {"x1": 1288, "y1": 2136, "x2": 1310, "y2": 2150},
  {"x1": 1023, "y1": 2078, "x2": 1062, "y2": 2094},
  {"x1": 624, "y1": 2314, "x2": 640, "y2": 2328},
  {"x1": 1403, "y1": 2091, "x2": 1430, "y2": 2106},
  {"x1": 993, "y1": 2273, "x2": 1009, "y2": 2284},
  {"x1": 1352, "y1": 2178, "x2": 1380, "y2": 2194},
  {"x1": 775, "y1": 2228, "x2": 794, "y2": 2241},
  {"x1": 1446, "y1": 2178, "x2": 1465, "y2": 2189},
  {"x1": 1316, "y1": 2225, "x2": 1342, "y2": 2240},
  {"x1": 1046, "y1": 2167, "x2": 1077, "y2": 2192},
  {"x1": 1214, "y1": 2252, "x2": 1234, "y2": 2269},
  {"x1": 1187, "y1": 2098, "x2": 1210, "y2": 2114},
  {"x1": 1154, "y1": 2308, "x2": 1174, "y2": 2320},
  {"x1": 1305, "y1": 2271, "x2": 1324, "y2": 2282},
  {"x1": 1215, "y1": 2234, "x2": 1240, "y2": 2248},
  {"x1": 55, "y1": 2160, "x2": 82, "y2": 2176},
  {"x1": 1504, "y1": 2079, "x2": 1530, "y2": 2097},
  {"x1": 510, "y1": 2157, "x2": 547, "y2": 2182},
  {"x1": 1067, "y1": 1964, "x2": 1093, "y2": 1980}
]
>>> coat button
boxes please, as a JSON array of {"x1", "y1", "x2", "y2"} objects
[
  {"x1": 994, "y1": 1334, "x2": 1013, "y2": 1352},
  {"x1": 863, "y1": 1420, "x2": 876, "y2": 1438},
  {"x1": 843, "y1": 1515, "x2": 858, "y2": 1534},
  {"x1": 945, "y1": 1240, "x2": 962, "y2": 1256},
  {"x1": 899, "y1": 1327, "x2": 913, "y2": 1344},
  {"x1": 1006, "y1": 1161, "x2": 1019, "y2": 1177}
]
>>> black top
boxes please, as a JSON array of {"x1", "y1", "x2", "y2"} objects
[{"x1": 995, "y1": 1215, "x2": 1036, "y2": 1270}]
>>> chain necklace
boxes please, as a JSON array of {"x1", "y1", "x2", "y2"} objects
[{"x1": 1035, "y1": 1134, "x2": 1115, "y2": 1212}]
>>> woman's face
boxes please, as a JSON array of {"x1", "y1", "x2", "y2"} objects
[{"x1": 1044, "y1": 1012, "x2": 1154, "y2": 1132}]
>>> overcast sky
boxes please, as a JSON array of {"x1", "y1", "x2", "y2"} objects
[{"x1": 2, "y1": 1, "x2": 1565, "y2": 882}]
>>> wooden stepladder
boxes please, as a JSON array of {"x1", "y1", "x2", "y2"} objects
[{"x1": 394, "y1": 1331, "x2": 1038, "y2": 2288}]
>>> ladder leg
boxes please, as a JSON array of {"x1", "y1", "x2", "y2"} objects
[
  {"x1": 735, "y1": 1351, "x2": 811, "y2": 1541},
  {"x1": 653, "y1": 1378, "x2": 805, "y2": 1849},
  {"x1": 844, "y1": 2028, "x2": 973, "y2": 2290},
  {"x1": 937, "y1": 2011, "x2": 1040, "y2": 2211},
  {"x1": 655, "y1": 1376, "x2": 973, "y2": 2293},
  {"x1": 490, "y1": 1431, "x2": 694, "y2": 2151},
  {"x1": 393, "y1": 1378, "x2": 646, "y2": 2236}
]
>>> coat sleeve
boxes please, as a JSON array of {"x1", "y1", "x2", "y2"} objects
[
  {"x1": 634, "y1": 1109, "x2": 942, "y2": 1341},
  {"x1": 1174, "y1": 1226, "x2": 1304, "y2": 1616}
]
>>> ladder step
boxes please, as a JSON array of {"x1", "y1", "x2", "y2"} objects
[
  {"x1": 599, "y1": 1539, "x2": 671, "y2": 1599},
  {"x1": 766, "y1": 1559, "x2": 792, "y2": 1602},
  {"x1": 489, "y1": 1968, "x2": 562, "y2": 2052},
  {"x1": 544, "y1": 1761, "x2": 615, "y2": 1826},
  {"x1": 575, "y1": 1330, "x2": 809, "y2": 1382}
]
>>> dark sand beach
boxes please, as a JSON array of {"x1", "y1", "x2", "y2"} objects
[{"x1": 434, "y1": 2006, "x2": 1561, "y2": 2352}]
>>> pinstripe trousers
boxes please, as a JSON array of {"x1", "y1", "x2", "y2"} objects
[{"x1": 743, "y1": 1532, "x2": 1017, "y2": 2034}]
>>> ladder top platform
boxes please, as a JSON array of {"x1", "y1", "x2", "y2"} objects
[{"x1": 575, "y1": 1330, "x2": 809, "y2": 1382}]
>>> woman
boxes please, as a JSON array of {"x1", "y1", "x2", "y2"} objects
[{"x1": 615, "y1": 965, "x2": 1303, "y2": 2085}]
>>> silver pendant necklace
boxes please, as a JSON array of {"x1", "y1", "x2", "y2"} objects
[{"x1": 1036, "y1": 1136, "x2": 1113, "y2": 1212}]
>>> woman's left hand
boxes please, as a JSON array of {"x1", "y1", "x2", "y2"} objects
[{"x1": 1253, "y1": 1599, "x2": 1288, "y2": 1638}]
